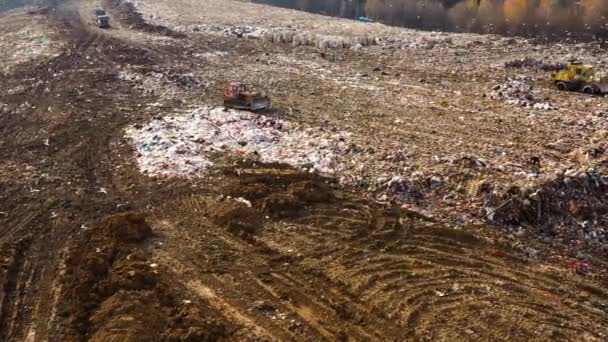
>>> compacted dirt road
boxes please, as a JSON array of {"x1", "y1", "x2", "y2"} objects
[{"x1": 0, "y1": 0, "x2": 607, "y2": 341}]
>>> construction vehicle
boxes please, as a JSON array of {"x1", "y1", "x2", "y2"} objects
[
  {"x1": 93, "y1": 9, "x2": 110, "y2": 29},
  {"x1": 552, "y1": 62, "x2": 608, "y2": 95},
  {"x1": 223, "y1": 82, "x2": 271, "y2": 111}
]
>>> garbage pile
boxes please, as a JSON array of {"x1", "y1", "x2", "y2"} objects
[
  {"x1": 486, "y1": 170, "x2": 608, "y2": 245},
  {"x1": 189, "y1": 24, "x2": 266, "y2": 38},
  {"x1": 172, "y1": 20, "x2": 480, "y2": 51},
  {"x1": 490, "y1": 78, "x2": 559, "y2": 110},
  {"x1": 118, "y1": 69, "x2": 207, "y2": 96},
  {"x1": 407, "y1": 35, "x2": 453, "y2": 49},
  {"x1": 382, "y1": 176, "x2": 424, "y2": 202},
  {"x1": 504, "y1": 57, "x2": 567, "y2": 72},
  {"x1": 126, "y1": 107, "x2": 350, "y2": 177},
  {"x1": 1, "y1": 25, "x2": 63, "y2": 74},
  {"x1": 166, "y1": 72, "x2": 207, "y2": 89},
  {"x1": 222, "y1": 25, "x2": 259, "y2": 38},
  {"x1": 126, "y1": 107, "x2": 424, "y2": 203},
  {"x1": 263, "y1": 29, "x2": 378, "y2": 49},
  {"x1": 186, "y1": 23, "x2": 380, "y2": 49},
  {"x1": 568, "y1": 111, "x2": 608, "y2": 130}
]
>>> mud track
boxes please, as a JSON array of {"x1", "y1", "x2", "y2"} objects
[
  {"x1": 0, "y1": 1, "x2": 172, "y2": 339},
  {"x1": 0, "y1": 0, "x2": 607, "y2": 341},
  {"x1": 153, "y1": 164, "x2": 608, "y2": 340}
]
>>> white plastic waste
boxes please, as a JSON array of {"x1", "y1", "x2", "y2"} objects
[{"x1": 126, "y1": 107, "x2": 350, "y2": 177}]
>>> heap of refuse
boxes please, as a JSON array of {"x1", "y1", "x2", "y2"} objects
[
  {"x1": 504, "y1": 57, "x2": 567, "y2": 72},
  {"x1": 490, "y1": 78, "x2": 558, "y2": 110},
  {"x1": 223, "y1": 25, "x2": 259, "y2": 37},
  {"x1": 166, "y1": 73, "x2": 207, "y2": 89},
  {"x1": 126, "y1": 107, "x2": 350, "y2": 177},
  {"x1": 118, "y1": 69, "x2": 208, "y2": 97},
  {"x1": 262, "y1": 29, "x2": 378, "y2": 49},
  {"x1": 407, "y1": 35, "x2": 453, "y2": 49},
  {"x1": 125, "y1": 107, "x2": 424, "y2": 204}
]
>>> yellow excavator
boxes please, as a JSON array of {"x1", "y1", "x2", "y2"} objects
[{"x1": 552, "y1": 62, "x2": 608, "y2": 95}]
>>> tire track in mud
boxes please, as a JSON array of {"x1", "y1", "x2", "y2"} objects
[
  {"x1": 150, "y1": 165, "x2": 608, "y2": 340},
  {"x1": 1, "y1": 1, "x2": 605, "y2": 340},
  {"x1": 151, "y1": 187, "x2": 394, "y2": 339},
  {"x1": 289, "y1": 201, "x2": 608, "y2": 340},
  {"x1": 0, "y1": 238, "x2": 31, "y2": 341},
  {"x1": 0, "y1": 0, "x2": 170, "y2": 339}
]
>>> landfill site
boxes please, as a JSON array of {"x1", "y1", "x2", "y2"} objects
[{"x1": 0, "y1": 0, "x2": 608, "y2": 340}]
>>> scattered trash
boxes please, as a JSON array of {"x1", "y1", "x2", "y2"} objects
[
  {"x1": 490, "y1": 77, "x2": 558, "y2": 110},
  {"x1": 118, "y1": 68, "x2": 208, "y2": 98},
  {"x1": 223, "y1": 25, "x2": 258, "y2": 37},
  {"x1": 356, "y1": 16, "x2": 374, "y2": 23},
  {"x1": 434, "y1": 290, "x2": 446, "y2": 297},
  {"x1": 504, "y1": 57, "x2": 567, "y2": 72},
  {"x1": 487, "y1": 171, "x2": 608, "y2": 245},
  {"x1": 234, "y1": 197, "x2": 253, "y2": 208},
  {"x1": 126, "y1": 107, "x2": 350, "y2": 177},
  {"x1": 0, "y1": 24, "x2": 63, "y2": 74},
  {"x1": 252, "y1": 300, "x2": 276, "y2": 313},
  {"x1": 264, "y1": 29, "x2": 377, "y2": 49},
  {"x1": 524, "y1": 247, "x2": 540, "y2": 261},
  {"x1": 385, "y1": 176, "x2": 423, "y2": 202},
  {"x1": 568, "y1": 261, "x2": 591, "y2": 274}
]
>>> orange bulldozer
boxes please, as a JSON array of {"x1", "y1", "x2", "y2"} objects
[{"x1": 223, "y1": 82, "x2": 271, "y2": 111}]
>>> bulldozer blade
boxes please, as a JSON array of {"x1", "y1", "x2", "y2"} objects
[
  {"x1": 223, "y1": 100, "x2": 249, "y2": 110},
  {"x1": 224, "y1": 97, "x2": 271, "y2": 111},
  {"x1": 251, "y1": 98, "x2": 271, "y2": 111}
]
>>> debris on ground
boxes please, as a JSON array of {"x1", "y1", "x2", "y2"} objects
[
  {"x1": 3, "y1": 1, "x2": 608, "y2": 340},
  {"x1": 490, "y1": 77, "x2": 559, "y2": 110},
  {"x1": 504, "y1": 57, "x2": 567, "y2": 72},
  {"x1": 126, "y1": 107, "x2": 422, "y2": 203},
  {"x1": 485, "y1": 170, "x2": 608, "y2": 245},
  {"x1": 119, "y1": 68, "x2": 208, "y2": 97},
  {"x1": 126, "y1": 107, "x2": 350, "y2": 176},
  {"x1": 0, "y1": 13, "x2": 63, "y2": 73},
  {"x1": 568, "y1": 261, "x2": 592, "y2": 274}
]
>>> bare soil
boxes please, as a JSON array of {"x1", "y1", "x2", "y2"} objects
[{"x1": 0, "y1": 0, "x2": 607, "y2": 341}]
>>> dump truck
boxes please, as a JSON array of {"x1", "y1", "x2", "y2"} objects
[
  {"x1": 93, "y1": 9, "x2": 110, "y2": 29},
  {"x1": 552, "y1": 62, "x2": 608, "y2": 95},
  {"x1": 223, "y1": 82, "x2": 271, "y2": 111}
]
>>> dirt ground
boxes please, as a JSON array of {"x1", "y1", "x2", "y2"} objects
[{"x1": 0, "y1": 0, "x2": 607, "y2": 340}]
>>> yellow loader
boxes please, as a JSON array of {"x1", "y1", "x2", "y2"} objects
[{"x1": 552, "y1": 62, "x2": 608, "y2": 95}]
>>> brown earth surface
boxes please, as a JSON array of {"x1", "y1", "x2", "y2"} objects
[{"x1": 0, "y1": 0, "x2": 607, "y2": 341}]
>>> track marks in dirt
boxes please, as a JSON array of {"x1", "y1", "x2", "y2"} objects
[
  {"x1": 0, "y1": 1, "x2": 184, "y2": 338},
  {"x1": 199, "y1": 165, "x2": 607, "y2": 340},
  {"x1": 306, "y1": 216, "x2": 608, "y2": 340},
  {"x1": 103, "y1": 0, "x2": 186, "y2": 39},
  {"x1": 187, "y1": 279, "x2": 273, "y2": 338},
  {"x1": 1, "y1": 0, "x2": 604, "y2": 339},
  {"x1": 54, "y1": 213, "x2": 229, "y2": 341},
  {"x1": 0, "y1": 241, "x2": 24, "y2": 340}
]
